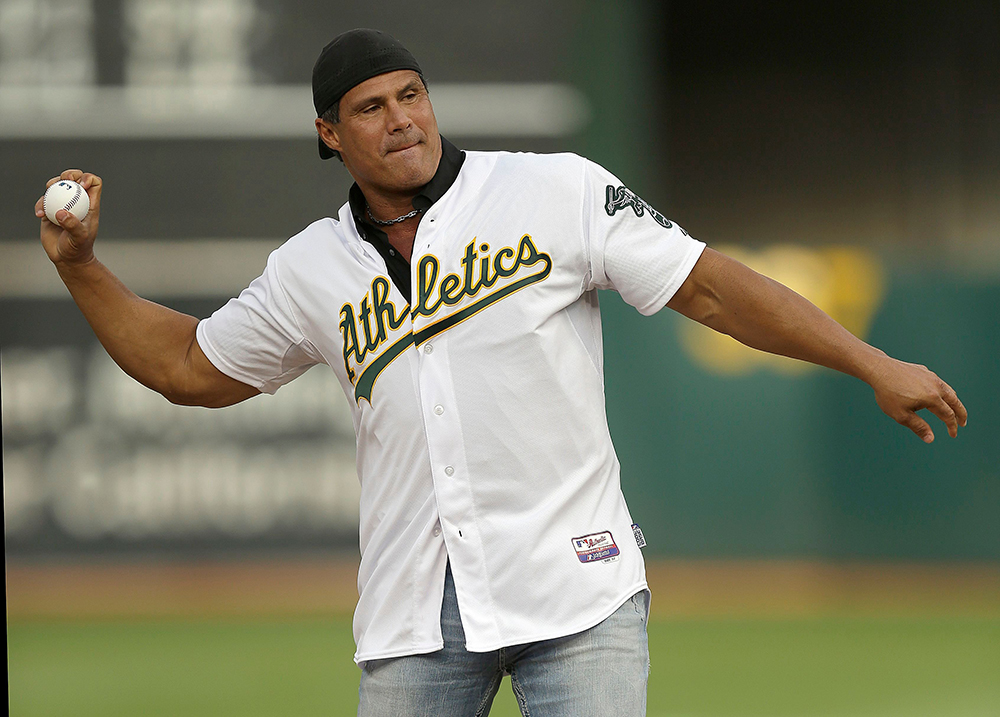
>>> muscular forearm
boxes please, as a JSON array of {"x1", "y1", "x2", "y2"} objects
[
  {"x1": 684, "y1": 250, "x2": 886, "y2": 382},
  {"x1": 56, "y1": 256, "x2": 205, "y2": 403},
  {"x1": 668, "y1": 248, "x2": 967, "y2": 442},
  {"x1": 36, "y1": 170, "x2": 258, "y2": 409}
]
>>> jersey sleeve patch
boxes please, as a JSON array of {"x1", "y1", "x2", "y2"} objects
[{"x1": 604, "y1": 184, "x2": 688, "y2": 234}]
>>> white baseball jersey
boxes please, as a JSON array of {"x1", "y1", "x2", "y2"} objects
[{"x1": 196, "y1": 145, "x2": 706, "y2": 664}]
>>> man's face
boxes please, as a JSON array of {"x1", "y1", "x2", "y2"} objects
[{"x1": 317, "y1": 70, "x2": 441, "y2": 195}]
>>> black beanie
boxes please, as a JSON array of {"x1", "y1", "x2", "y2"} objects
[{"x1": 312, "y1": 29, "x2": 423, "y2": 160}]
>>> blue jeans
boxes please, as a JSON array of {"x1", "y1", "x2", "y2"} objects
[{"x1": 358, "y1": 564, "x2": 649, "y2": 716}]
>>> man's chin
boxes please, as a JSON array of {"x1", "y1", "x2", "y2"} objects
[{"x1": 382, "y1": 147, "x2": 437, "y2": 186}]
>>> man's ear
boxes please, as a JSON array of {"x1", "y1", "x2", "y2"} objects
[{"x1": 315, "y1": 118, "x2": 342, "y2": 154}]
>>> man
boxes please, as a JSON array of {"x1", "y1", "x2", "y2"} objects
[{"x1": 36, "y1": 28, "x2": 965, "y2": 717}]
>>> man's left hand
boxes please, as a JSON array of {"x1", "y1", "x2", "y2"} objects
[{"x1": 869, "y1": 357, "x2": 968, "y2": 443}]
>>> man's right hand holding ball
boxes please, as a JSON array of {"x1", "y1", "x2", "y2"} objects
[{"x1": 35, "y1": 169, "x2": 103, "y2": 268}]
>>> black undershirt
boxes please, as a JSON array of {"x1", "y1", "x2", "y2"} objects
[{"x1": 348, "y1": 137, "x2": 466, "y2": 302}]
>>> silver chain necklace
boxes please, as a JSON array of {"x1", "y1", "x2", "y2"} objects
[{"x1": 367, "y1": 205, "x2": 424, "y2": 226}]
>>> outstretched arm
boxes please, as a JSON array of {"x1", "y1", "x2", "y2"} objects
[
  {"x1": 35, "y1": 169, "x2": 259, "y2": 408},
  {"x1": 666, "y1": 247, "x2": 967, "y2": 442}
]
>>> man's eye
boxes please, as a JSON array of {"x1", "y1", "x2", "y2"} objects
[{"x1": 363, "y1": 106, "x2": 379, "y2": 114}]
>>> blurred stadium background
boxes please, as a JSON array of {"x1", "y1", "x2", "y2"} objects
[{"x1": 2, "y1": 1, "x2": 998, "y2": 715}]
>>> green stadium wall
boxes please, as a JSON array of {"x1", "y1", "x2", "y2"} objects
[{"x1": 603, "y1": 270, "x2": 1000, "y2": 560}]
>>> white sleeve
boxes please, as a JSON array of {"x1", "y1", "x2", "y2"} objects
[
  {"x1": 582, "y1": 158, "x2": 706, "y2": 315},
  {"x1": 196, "y1": 249, "x2": 320, "y2": 394}
]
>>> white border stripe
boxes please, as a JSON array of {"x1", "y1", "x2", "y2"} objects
[{"x1": 0, "y1": 83, "x2": 590, "y2": 139}]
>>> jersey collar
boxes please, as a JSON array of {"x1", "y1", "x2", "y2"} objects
[
  {"x1": 348, "y1": 135, "x2": 465, "y2": 221},
  {"x1": 348, "y1": 136, "x2": 466, "y2": 301}
]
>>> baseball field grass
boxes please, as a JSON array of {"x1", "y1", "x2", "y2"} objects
[
  {"x1": 8, "y1": 615, "x2": 1000, "y2": 716},
  {"x1": 8, "y1": 559, "x2": 1000, "y2": 717}
]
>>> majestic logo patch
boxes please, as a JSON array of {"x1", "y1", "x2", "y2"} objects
[
  {"x1": 340, "y1": 234, "x2": 552, "y2": 405},
  {"x1": 605, "y1": 184, "x2": 687, "y2": 234},
  {"x1": 632, "y1": 523, "x2": 646, "y2": 549},
  {"x1": 572, "y1": 531, "x2": 620, "y2": 563}
]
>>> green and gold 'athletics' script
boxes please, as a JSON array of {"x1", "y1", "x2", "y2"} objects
[{"x1": 339, "y1": 234, "x2": 552, "y2": 404}]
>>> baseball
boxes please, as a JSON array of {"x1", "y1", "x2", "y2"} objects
[{"x1": 44, "y1": 180, "x2": 90, "y2": 225}]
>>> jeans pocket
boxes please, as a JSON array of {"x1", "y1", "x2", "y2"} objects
[{"x1": 629, "y1": 590, "x2": 648, "y2": 622}]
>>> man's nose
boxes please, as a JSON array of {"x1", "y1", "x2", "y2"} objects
[{"x1": 385, "y1": 101, "x2": 412, "y2": 132}]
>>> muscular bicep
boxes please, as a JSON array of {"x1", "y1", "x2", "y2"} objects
[
  {"x1": 665, "y1": 247, "x2": 730, "y2": 327},
  {"x1": 175, "y1": 333, "x2": 261, "y2": 408}
]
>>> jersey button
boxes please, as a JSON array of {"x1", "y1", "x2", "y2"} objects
[
  {"x1": 423, "y1": 344, "x2": 433, "y2": 354},
  {"x1": 433, "y1": 404, "x2": 444, "y2": 415},
  {"x1": 433, "y1": 525, "x2": 441, "y2": 537},
  {"x1": 444, "y1": 466, "x2": 455, "y2": 476}
]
